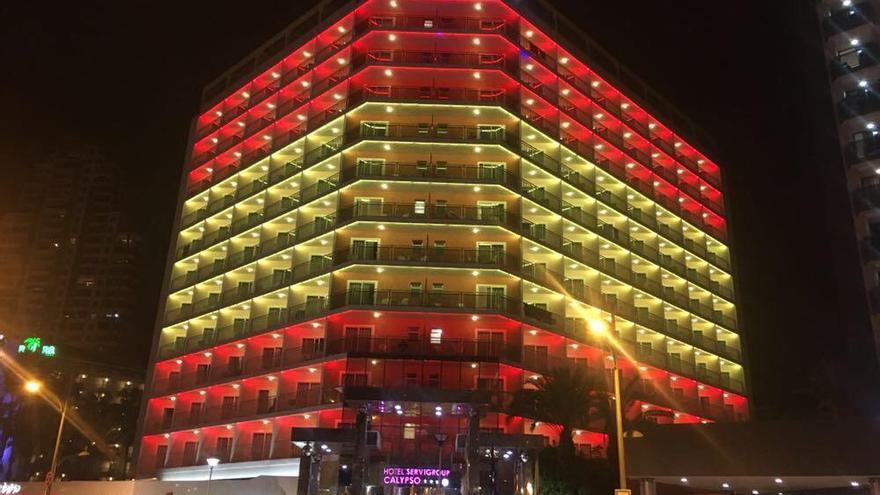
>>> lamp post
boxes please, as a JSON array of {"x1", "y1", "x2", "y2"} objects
[
  {"x1": 24, "y1": 380, "x2": 71, "y2": 495},
  {"x1": 588, "y1": 316, "x2": 628, "y2": 492},
  {"x1": 206, "y1": 457, "x2": 220, "y2": 495}
]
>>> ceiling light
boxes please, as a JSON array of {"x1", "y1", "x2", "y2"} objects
[
  {"x1": 388, "y1": 34, "x2": 397, "y2": 41},
  {"x1": 525, "y1": 30, "x2": 534, "y2": 38}
]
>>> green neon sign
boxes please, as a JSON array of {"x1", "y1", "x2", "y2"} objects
[{"x1": 17, "y1": 337, "x2": 56, "y2": 357}]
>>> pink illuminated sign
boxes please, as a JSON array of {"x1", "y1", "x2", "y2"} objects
[{"x1": 383, "y1": 467, "x2": 452, "y2": 486}]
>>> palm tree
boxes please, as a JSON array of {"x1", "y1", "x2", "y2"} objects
[
  {"x1": 509, "y1": 366, "x2": 657, "y2": 457},
  {"x1": 508, "y1": 366, "x2": 608, "y2": 456}
]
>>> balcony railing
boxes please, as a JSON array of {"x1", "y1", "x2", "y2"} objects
[
  {"x1": 853, "y1": 184, "x2": 880, "y2": 212},
  {"x1": 157, "y1": 282, "x2": 744, "y2": 393},
  {"x1": 175, "y1": 155, "x2": 730, "y2": 308},
  {"x1": 823, "y1": 2, "x2": 875, "y2": 38},
  {"x1": 165, "y1": 201, "x2": 736, "y2": 359},
  {"x1": 829, "y1": 42, "x2": 880, "y2": 79},
  {"x1": 186, "y1": 23, "x2": 723, "y2": 220},
  {"x1": 146, "y1": 337, "x2": 740, "y2": 436}
]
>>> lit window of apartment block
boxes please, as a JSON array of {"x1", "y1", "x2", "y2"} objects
[{"x1": 138, "y1": 0, "x2": 748, "y2": 481}]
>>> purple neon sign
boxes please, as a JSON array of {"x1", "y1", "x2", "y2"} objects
[{"x1": 382, "y1": 467, "x2": 452, "y2": 487}]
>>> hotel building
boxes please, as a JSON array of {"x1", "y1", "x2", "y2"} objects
[{"x1": 137, "y1": 0, "x2": 748, "y2": 486}]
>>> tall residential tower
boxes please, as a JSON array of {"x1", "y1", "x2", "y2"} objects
[
  {"x1": 819, "y1": 0, "x2": 880, "y2": 365},
  {"x1": 138, "y1": 0, "x2": 748, "y2": 486}
]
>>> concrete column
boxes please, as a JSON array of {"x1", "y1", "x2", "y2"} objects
[{"x1": 639, "y1": 478, "x2": 656, "y2": 495}]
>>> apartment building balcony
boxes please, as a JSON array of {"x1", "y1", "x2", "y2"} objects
[
  {"x1": 188, "y1": 50, "x2": 722, "y2": 218},
  {"x1": 829, "y1": 42, "x2": 880, "y2": 79},
  {"x1": 145, "y1": 340, "x2": 738, "y2": 438},
  {"x1": 822, "y1": 2, "x2": 875, "y2": 38},
  {"x1": 156, "y1": 283, "x2": 742, "y2": 387},
  {"x1": 853, "y1": 184, "x2": 880, "y2": 212},
  {"x1": 845, "y1": 137, "x2": 880, "y2": 166},
  {"x1": 838, "y1": 89, "x2": 880, "y2": 121}
]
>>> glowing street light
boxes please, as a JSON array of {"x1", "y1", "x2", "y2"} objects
[
  {"x1": 206, "y1": 457, "x2": 220, "y2": 495},
  {"x1": 588, "y1": 314, "x2": 628, "y2": 492},
  {"x1": 24, "y1": 380, "x2": 69, "y2": 495}
]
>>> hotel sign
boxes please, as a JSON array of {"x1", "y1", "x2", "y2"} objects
[
  {"x1": 17, "y1": 337, "x2": 56, "y2": 357},
  {"x1": 383, "y1": 467, "x2": 454, "y2": 487},
  {"x1": 0, "y1": 483, "x2": 21, "y2": 494}
]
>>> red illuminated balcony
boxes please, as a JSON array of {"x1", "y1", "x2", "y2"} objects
[
  {"x1": 186, "y1": 40, "x2": 725, "y2": 222},
  {"x1": 144, "y1": 340, "x2": 741, "y2": 437}
]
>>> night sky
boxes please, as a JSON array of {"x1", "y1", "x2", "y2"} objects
[{"x1": 1, "y1": 0, "x2": 876, "y2": 420}]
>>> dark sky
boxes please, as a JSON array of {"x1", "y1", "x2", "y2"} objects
[{"x1": 1, "y1": 0, "x2": 876, "y2": 420}]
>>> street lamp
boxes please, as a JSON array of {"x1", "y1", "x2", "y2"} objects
[
  {"x1": 588, "y1": 316, "x2": 628, "y2": 492},
  {"x1": 23, "y1": 380, "x2": 70, "y2": 495},
  {"x1": 206, "y1": 457, "x2": 220, "y2": 495}
]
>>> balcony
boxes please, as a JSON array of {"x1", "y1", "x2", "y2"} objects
[
  {"x1": 829, "y1": 42, "x2": 880, "y2": 79},
  {"x1": 147, "y1": 338, "x2": 739, "y2": 437},
  {"x1": 823, "y1": 3, "x2": 875, "y2": 38},
  {"x1": 187, "y1": 30, "x2": 723, "y2": 219},
  {"x1": 845, "y1": 137, "x2": 880, "y2": 166},
  {"x1": 158, "y1": 278, "x2": 742, "y2": 379},
  {"x1": 838, "y1": 90, "x2": 880, "y2": 121},
  {"x1": 165, "y1": 198, "x2": 737, "y2": 358},
  {"x1": 853, "y1": 184, "x2": 880, "y2": 212}
]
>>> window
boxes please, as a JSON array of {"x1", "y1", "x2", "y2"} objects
[
  {"x1": 431, "y1": 283, "x2": 445, "y2": 294},
  {"x1": 477, "y1": 330, "x2": 504, "y2": 356},
  {"x1": 477, "y1": 124, "x2": 505, "y2": 141},
  {"x1": 345, "y1": 326, "x2": 372, "y2": 352},
  {"x1": 404, "y1": 423, "x2": 417, "y2": 439},
  {"x1": 347, "y1": 281, "x2": 377, "y2": 304},
  {"x1": 476, "y1": 285, "x2": 506, "y2": 309},
  {"x1": 368, "y1": 16, "x2": 395, "y2": 27},
  {"x1": 367, "y1": 50, "x2": 393, "y2": 62},
  {"x1": 405, "y1": 373, "x2": 419, "y2": 386},
  {"x1": 354, "y1": 197, "x2": 383, "y2": 216},
  {"x1": 366, "y1": 85, "x2": 391, "y2": 96},
  {"x1": 302, "y1": 337, "x2": 325, "y2": 357},
  {"x1": 357, "y1": 158, "x2": 385, "y2": 176},
  {"x1": 430, "y1": 328, "x2": 443, "y2": 344},
  {"x1": 410, "y1": 282, "x2": 423, "y2": 295},
  {"x1": 837, "y1": 45, "x2": 862, "y2": 70},
  {"x1": 477, "y1": 377, "x2": 503, "y2": 391},
  {"x1": 351, "y1": 238, "x2": 380, "y2": 260},
  {"x1": 342, "y1": 372, "x2": 369, "y2": 387},
  {"x1": 477, "y1": 242, "x2": 504, "y2": 263},
  {"x1": 477, "y1": 201, "x2": 505, "y2": 221},
  {"x1": 478, "y1": 162, "x2": 504, "y2": 180},
  {"x1": 427, "y1": 373, "x2": 440, "y2": 388},
  {"x1": 414, "y1": 200, "x2": 426, "y2": 215},
  {"x1": 361, "y1": 121, "x2": 389, "y2": 137}
]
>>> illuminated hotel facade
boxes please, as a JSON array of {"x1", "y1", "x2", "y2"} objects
[{"x1": 137, "y1": 0, "x2": 748, "y2": 484}]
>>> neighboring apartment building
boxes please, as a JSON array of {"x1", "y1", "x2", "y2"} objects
[
  {"x1": 819, "y1": 0, "x2": 880, "y2": 361},
  {"x1": 138, "y1": 0, "x2": 748, "y2": 488},
  {"x1": 0, "y1": 146, "x2": 141, "y2": 360},
  {"x1": 8, "y1": 344, "x2": 144, "y2": 482}
]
